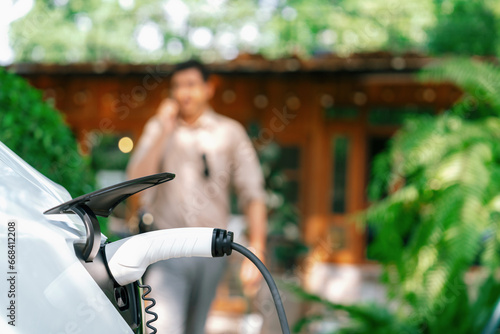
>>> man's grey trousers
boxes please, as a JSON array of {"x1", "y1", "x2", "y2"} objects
[{"x1": 143, "y1": 256, "x2": 228, "y2": 334}]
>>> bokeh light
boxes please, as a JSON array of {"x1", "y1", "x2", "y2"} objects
[{"x1": 118, "y1": 137, "x2": 134, "y2": 153}]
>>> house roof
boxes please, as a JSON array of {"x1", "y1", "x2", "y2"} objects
[{"x1": 7, "y1": 52, "x2": 436, "y2": 76}]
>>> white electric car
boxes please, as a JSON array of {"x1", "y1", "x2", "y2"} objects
[
  {"x1": 0, "y1": 141, "x2": 290, "y2": 334},
  {"x1": 0, "y1": 140, "x2": 152, "y2": 333}
]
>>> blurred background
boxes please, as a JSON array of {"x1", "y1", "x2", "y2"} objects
[{"x1": 2, "y1": 0, "x2": 500, "y2": 333}]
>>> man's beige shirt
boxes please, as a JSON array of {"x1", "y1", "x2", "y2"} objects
[{"x1": 129, "y1": 109, "x2": 265, "y2": 229}]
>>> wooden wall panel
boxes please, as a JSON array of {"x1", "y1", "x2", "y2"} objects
[{"x1": 21, "y1": 69, "x2": 458, "y2": 264}]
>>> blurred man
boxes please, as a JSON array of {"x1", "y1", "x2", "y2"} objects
[{"x1": 127, "y1": 60, "x2": 267, "y2": 334}]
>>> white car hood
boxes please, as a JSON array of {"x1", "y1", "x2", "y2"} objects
[{"x1": 0, "y1": 142, "x2": 132, "y2": 333}]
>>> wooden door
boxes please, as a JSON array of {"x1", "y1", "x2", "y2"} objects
[{"x1": 316, "y1": 123, "x2": 367, "y2": 264}]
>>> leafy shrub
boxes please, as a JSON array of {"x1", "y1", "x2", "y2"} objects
[
  {"x1": 291, "y1": 58, "x2": 500, "y2": 333},
  {"x1": 0, "y1": 68, "x2": 95, "y2": 197},
  {"x1": 427, "y1": 1, "x2": 498, "y2": 56}
]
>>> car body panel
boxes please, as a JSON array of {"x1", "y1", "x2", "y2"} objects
[{"x1": 0, "y1": 142, "x2": 134, "y2": 333}]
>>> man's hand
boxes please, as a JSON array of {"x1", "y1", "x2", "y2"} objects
[
  {"x1": 240, "y1": 247, "x2": 265, "y2": 297},
  {"x1": 241, "y1": 200, "x2": 267, "y2": 297},
  {"x1": 126, "y1": 98, "x2": 178, "y2": 181},
  {"x1": 156, "y1": 98, "x2": 179, "y2": 132}
]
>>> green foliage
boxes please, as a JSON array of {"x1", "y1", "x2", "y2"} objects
[
  {"x1": 367, "y1": 115, "x2": 500, "y2": 332},
  {"x1": 8, "y1": 0, "x2": 500, "y2": 63},
  {"x1": 91, "y1": 134, "x2": 130, "y2": 171},
  {"x1": 427, "y1": 1, "x2": 498, "y2": 56},
  {"x1": 259, "y1": 142, "x2": 308, "y2": 270},
  {"x1": 9, "y1": 0, "x2": 436, "y2": 63},
  {"x1": 286, "y1": 283, "x2": 419, "y2": 334},
  {"x1": 420, "y1": 57, "x2": 500, "y2": 118},
  {"x1": 247, "y1": 133, "x2": 308, "y2": 270},
  {"x1": 0, "y1": 68, "x2": 95, "y2": 197},
  {"x1": 365, "y1": 59, "x2": 500, "y2": 333},
  {"x1": 291, "y1": 58, "x2": 500, "y2": 333}
]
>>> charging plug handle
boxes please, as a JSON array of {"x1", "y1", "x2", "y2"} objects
[{"x1": 105, "y1": 227, "x2": 290, "y2": 334}]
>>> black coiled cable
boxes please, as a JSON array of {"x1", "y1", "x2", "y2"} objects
[{"x1": 138, "y1": 283, "x2": 158, "y2": 334}]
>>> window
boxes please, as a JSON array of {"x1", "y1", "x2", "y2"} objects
[
  {"x1": 276, "y1": 146, "x2": 301, "y2": 204},
  {"x1": 331, "y1": 136, "x2": 350, "y2": 213},
  {"x1": 325, "y1": 106, "x2": 359, "y2": 120},
  {"x1": 369, "y1": 106, "x2": 434, "y2": 125}
]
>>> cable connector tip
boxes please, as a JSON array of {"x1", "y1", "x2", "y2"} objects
[{"x1": 211, "y1": 228, "x2": 234, "y2": 257}]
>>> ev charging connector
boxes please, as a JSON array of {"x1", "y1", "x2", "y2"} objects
[{"x1": 44, "y1": 173, "x2": 290, "y2": 334}]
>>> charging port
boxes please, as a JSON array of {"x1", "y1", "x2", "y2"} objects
[{"x1": 114, "y1": 286, "x2": 129, "y2": 311}]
